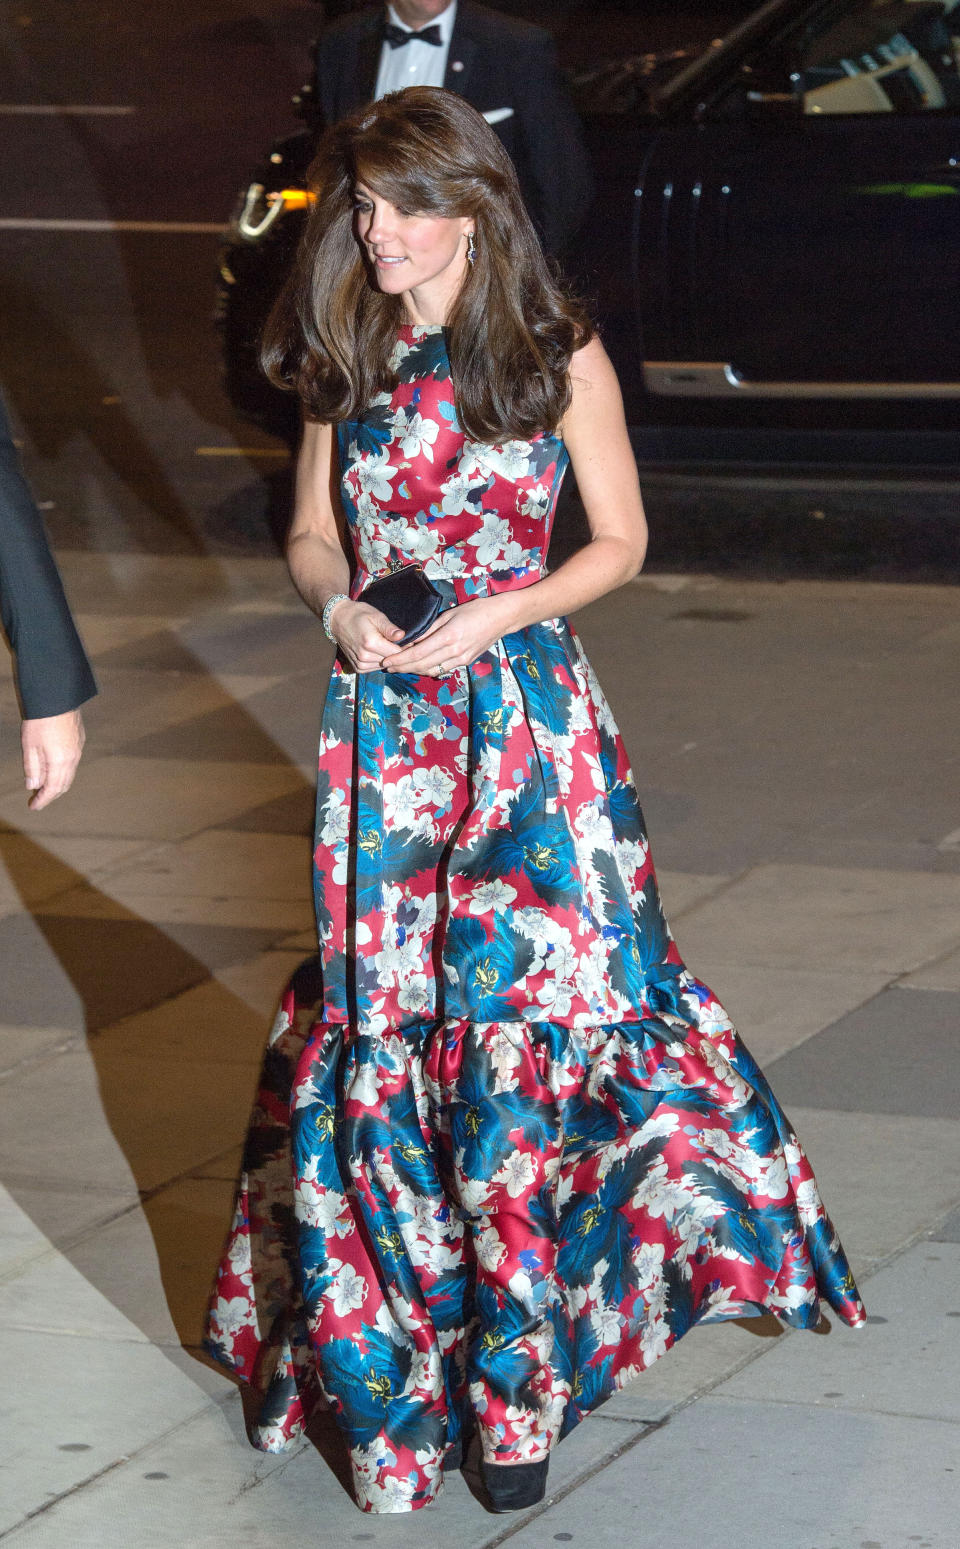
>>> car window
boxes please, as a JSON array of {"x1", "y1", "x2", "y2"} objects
[
  {"x1": 705, "y1": 0, "x2": 960, "y2": 118},
  {"x1": 799, "y1": 0, "x2": 960, "y2": 113}
]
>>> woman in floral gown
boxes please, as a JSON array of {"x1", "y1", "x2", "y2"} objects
[{"x1": 205, "y1": 86, "x2": 864, "y2": 1515}]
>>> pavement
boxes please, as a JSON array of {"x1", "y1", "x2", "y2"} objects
[{"x1": 0, "y1": 546, "x2": 958, "y2": 1548}]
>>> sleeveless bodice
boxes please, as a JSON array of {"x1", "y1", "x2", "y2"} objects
[{"x1": 336, "y1": 324, "x2": 569, "y2": 603}]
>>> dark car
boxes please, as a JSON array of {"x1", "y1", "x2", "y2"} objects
[
  {"x1": 219, "y1": 0, "x2": 960, "y2": 466},
  {"x1": 576, "y1": 0, "x2": 960, "y2": 465}
]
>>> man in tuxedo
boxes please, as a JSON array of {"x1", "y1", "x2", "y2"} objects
[
  {"x1": 0, "y1": 394, "x2": 96, "y2": 809},
  {"x1": 313, "y1": 1, "x2": 594, "y2": 255}
]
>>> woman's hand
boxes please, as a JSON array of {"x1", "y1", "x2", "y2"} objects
[
  {"x1": 384, "y1": 596, "x2": 514, "y2": 677},
  {"x1": 332, "y1": 600, "x2": 405, "y2": 672}
]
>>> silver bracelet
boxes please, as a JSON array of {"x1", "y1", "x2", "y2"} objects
[{"x1": 321, "y1": 593, "x2": 349, "y2": 642}]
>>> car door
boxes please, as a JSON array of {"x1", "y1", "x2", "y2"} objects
[{"x1": 636, "y1": 0, "x2": 960, "y2": 422}]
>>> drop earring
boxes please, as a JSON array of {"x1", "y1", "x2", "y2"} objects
[{"x1": 466, "y1": 230, "x2": 476, "y2": 266}]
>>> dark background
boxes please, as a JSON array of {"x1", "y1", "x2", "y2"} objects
[{"x1": 1, "y1": 0, "x2": 958, "y2": 581}]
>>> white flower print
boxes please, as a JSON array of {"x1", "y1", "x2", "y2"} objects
[
  {"x1": 640, "y1": 1314, "x2": 669, "y2": 1365},
  {"x1": 392, "y1": 406, "x2": 439, "y2": 461},
  {"x1": 632, "y1": 1240, "x2": 666, "y2": 1289},
  {"x1": 495, "y1": 1150, "x2": 537, "y2": 1199},
  {"x1": 318, "y1": 791, "x2": 350, "y2": 850},
  {"x1": 425, "y1": 544, "x2": 468, "y2": 581},
  {"x1": 439, "y1": 467, "x2": 477, "y2": 516},
  {"x1": 507, "y1": 1267, "x2": 535, "y2": 1310},
  {"x1": 457, "y1": 1174, "x2": 492, "y2": 1213},
  {"x1": 697, "y1": 1126, "x2": 741, "y2": 1162},
  {"x1": 468, "y1": 439, "x2": 533, "y2": 482},
  {"x1": 327, "y1": 1262, "x2": 368, "y2": 1317},
  {"x1": 472, "y1": 511, "x2": 513, "y2": 567},
  {"x1": 294, "y1": 1177, "x2": 324, "y2": 1226},
  {"x1": 356, "y1": 527, "x2": 391, "y2": 574},
  {"x1": 487, "y1": 1024, "x2": 524, "y2": 1087},
  {"x1": 791, "y1": 1176, "x2": 822, "y2": 1227},
  {"x1": 351, "y1": 446, "x2": 397, "y2": 503},
  {"x1": 518, "y1": 482, "x2": 550, "y2": 521},
  {"x1": 467, "y1": 878, "x2": 518, "y2": 916},
  {"x1": 574, "y1": 799, "x2": 615, "y2": 850},
  {"x1": 211, "y1": 1294, "x2": 255, "y2": 1338},
  {"x1": 397, "y1": 978, "x2": 431, "y2": 1015},
  {"x1": 416, "y1": 764, "x2": 456, "y2": 807},
  {"x1": 536, "y1": 977, "x2": 574, "y2": 1018},
  {"x1": 474, "y1": 1225, "x2": 509, "y2": 1272},
  {"x1": 566, "y1": 694, "x2": 594, "y2": 739},
  {"x1": 501, "y1": 539, "x2": 530, "y2": 571},
  {"x1": 347, "y1": 1059, "x2": 386, "y2": 1108},
  {"x1": 382, "y1": 774, "x2": 419, "y2": 831},
  {"x1": 591, "y1": 1304, "x2": 623, "y2": 1347},
  {"x1": 410, "y1": 525, "x2": 441, "y2": 565},
  {"x1": 370, "y1": 1472, "x2": 417, "y2": 1510}
]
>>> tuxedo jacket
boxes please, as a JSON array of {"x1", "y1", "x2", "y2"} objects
[
  {"x1": 313, "y1": 2, "x2": 594, "y2": 254},
  {"x1": 0, "y1": 395, "x2": 96, "y2": 720}
]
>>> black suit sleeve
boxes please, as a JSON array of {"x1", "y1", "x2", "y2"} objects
[
  {"x1": 509, "y1": 32, "x2": 594, "y2": 256},
  {"x1": 0, "y1": 396, "x2": 97, "y2": 720}
]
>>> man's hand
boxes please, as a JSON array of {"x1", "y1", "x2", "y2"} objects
[{"x1": 21, "y1": 708, "x2": 86, "y2": 809}]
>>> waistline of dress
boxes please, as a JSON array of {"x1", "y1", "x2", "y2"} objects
[{"x1": 351, "y1": 565, "x2": 545, "y2": 608}]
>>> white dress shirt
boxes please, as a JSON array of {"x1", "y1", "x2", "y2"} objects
[{"x1": 374, "y1": 2, "x2": 458, "y2": 99}]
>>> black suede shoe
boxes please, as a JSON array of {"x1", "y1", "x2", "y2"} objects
[
  {"x1": 482, "y1": 1457, "x2": 549, "y2": 1512},
  {"x1": 443, "y1": 1436, "x2": 464, "y2": 1471}
]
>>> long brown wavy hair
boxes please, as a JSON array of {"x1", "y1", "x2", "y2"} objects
[{"x1": 262, "y1": 86, "x2": 593, "y2": 442}]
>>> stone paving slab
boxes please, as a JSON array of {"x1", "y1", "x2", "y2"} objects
[
  {"x1": 650, "y1": 869, "x2": 731, "y2": 919},
  {"x1": 55, "y1": 553, "x2": 293, "y2": 617},
  {"x1": 780, "y1": 1108, "x2": 960, "y2": 1274},
  {"x1": 0, "y1": 913, "x2": 85, "y2": 1031},
  {"x1": 71, "y1": 613, "x2": 191, "y2": 656},
  {"x1": 42, "y1": 885, "x2": 314, "y2": 932},
  {"x1": 0, "y1": 757, "x2": 305, "y2": 841},
  {"x1": 63, "y1": 1174, "x2": 241, "y2": 1348},
  {"x1": 0, "y1": 1044, "x2": 256, "y2": 1192},
  {"x1": 0, "y1": 1183, "x2": 221, "y2": 1538},
  {"x1": 767, "y1": 987, "x2": 960, "y2": 1119},
  {"x1": 677, "y1": 959, "x2": 891, "y2": 1064},
  {"x1": 675, "y1": 864, "x2": 960, "y2": 973},
  {"x1": 931, "y1": 1208, "x2": 960, "y2": 1243},
  {"x1": 0, "y1": 835, "x2": 140, "y2": 916},
  {"x1": 718, "y1": 1239, "x2": 960, "y2": 1423},
  {"x1": 0, "y1": 1022, "x2": 82, "y2": 1077},
  {"x1": 597, "y1": 1317, "x2": 783, "y2": 1424},
  {"x1": 86, "y1": 977, "x2": 275, "y2": 1069},
  {"x1": 211, "y1": 786, "x2": 315, "y2": 836},
  {"x1": 0, "y1": 910, "x2": 278, "y2": 1029},
  {"x1": 0, "y1": 1398, "x2": 651, "y2": 1549},
  {"x1": 80, "y1": 672, "x2": 284, "y2": 755},
  {"x1": 0, "y1": 1178, "x2": 141, "y2": 1252},
  {"x1": 902, "y1": 946, "x2": 960, "y2": 991},
  {"x1": 89, "y1": 830, "x2": 313, "y2": 904},
  {"x1": 0, "y1": 1328, "x2": 216, "y2": 1540},
  {"x1": 505, "y1": 1401, "x2": 960, "y2": 1549}
]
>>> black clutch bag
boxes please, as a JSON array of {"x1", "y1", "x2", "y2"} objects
[{"x1": 360, "y1": 564, "x2": 445, "y2": 644}]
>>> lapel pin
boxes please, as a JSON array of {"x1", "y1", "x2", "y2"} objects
[{"x1": 450, "y1": 59, "x2": 464, "y2": 72}]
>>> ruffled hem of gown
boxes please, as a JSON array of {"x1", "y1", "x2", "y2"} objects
[{"x1": 204, "y1": 955, "x2": 864, "y2": 1512}]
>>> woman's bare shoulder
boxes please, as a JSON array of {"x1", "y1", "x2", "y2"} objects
[
  {"x1": 569, "y1": 333, "x2": 616, "y2": 386},
  {"x1": 564, "y1": 335, "x2": 625, "y2": 435}
]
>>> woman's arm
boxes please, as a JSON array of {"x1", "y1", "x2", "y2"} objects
[
  {"x1": 385, "y1": 336, "x2": 647, "y2": 674},
  {"x1": 287, "y1": 418, "x2": 404, "y2": 671}
]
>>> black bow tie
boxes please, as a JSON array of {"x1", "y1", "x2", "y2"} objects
[{"x1": 383, "y1": 21, "x2": 443, "y2": 49}]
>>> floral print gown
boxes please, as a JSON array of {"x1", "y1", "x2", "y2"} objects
[{"x1": 205, "y1": 325, "x2": 865, "y2": 1513}]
